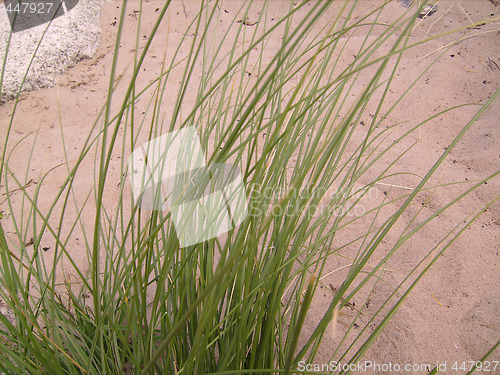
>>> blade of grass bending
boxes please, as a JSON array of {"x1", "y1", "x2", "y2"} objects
[
  {"x1": 342, "y1": 194, "x2": 499, "y2": 373},
  {"x1": 297, "y1": 82, "x2": 500, "y2": 361},
  {"x1": 333, "y1": 168, "x2": 499, "y2": 366}
]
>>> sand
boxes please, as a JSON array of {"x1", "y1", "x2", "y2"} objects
[{"x1": 0, "y1": 0, "x2": 499, "y2": 372}]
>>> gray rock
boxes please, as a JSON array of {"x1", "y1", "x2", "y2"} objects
[{"x1": 0, "y1": 0, "x2": 108, "y2": 103}]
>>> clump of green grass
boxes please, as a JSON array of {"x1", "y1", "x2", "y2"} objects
[{"x1": 0, "y1": 1, "x2": 498, "y2": 374}]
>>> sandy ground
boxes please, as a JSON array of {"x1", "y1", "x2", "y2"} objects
[{"x1": 0, "y1": 0, "x2": 499, "y2": 373}]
